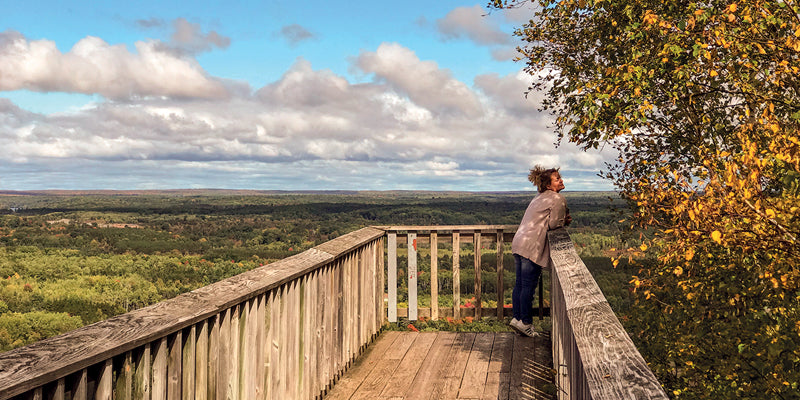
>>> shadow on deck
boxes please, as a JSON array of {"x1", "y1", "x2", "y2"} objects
[{"x1": 325, "y1": 331, "x2": 556, "y2": 400}]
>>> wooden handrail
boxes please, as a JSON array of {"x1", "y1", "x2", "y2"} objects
[
  {"x1": 0, "y1": 227, "x2": 386, "y2": 400},
  {"x1": 548, "y1": 227, "x2": 667, "y2": 399},
  {"x1": 379, "y1": 225, "x2": 550, "y2": 322}
]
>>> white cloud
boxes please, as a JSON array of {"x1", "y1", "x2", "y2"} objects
[
  {"x1": 0, "y1": 40, "x2": 616, "y2": 191},
  {"x1": 0, "y1": 30, "x2": 229, "y2": 99},
  {"x1": 355, "y1": 43, "x2": 483, "y2": 118},
  {"x1": 436, "y1": 5, "x2": 510, "y2": 46}
]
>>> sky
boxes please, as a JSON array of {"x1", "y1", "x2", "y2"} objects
[{"x1": 0, "y1": 0, "x2": 616, "y2": 192}]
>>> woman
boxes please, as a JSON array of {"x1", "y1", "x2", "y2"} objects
[{"x1": 509, "y1": 166, "x2": 570, "y2": 337}]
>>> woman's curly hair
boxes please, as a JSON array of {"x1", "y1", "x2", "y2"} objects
[{"x1": 528, "y1": 165, "x2": 560, "y2": 193}]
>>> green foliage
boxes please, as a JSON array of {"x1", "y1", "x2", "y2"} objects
[
  {"x1": 0, "y1": 191, "x2": 631, "y2": 355},
  {"x1": 0, "y1": 311, "x2": 83, "y2": 352},
  {"x1": 490, "y1": 0, "x2": 800, "y2": 397}
]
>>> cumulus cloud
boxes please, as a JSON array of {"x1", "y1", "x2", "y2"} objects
[
  {"x1": 0, "y1": 39, "x2": 615, "y2": 191},
  {"x1": 0, "y1": 30, "x2": 228, "y2": 99},
  {"x1": 355, "y1": 43, "x2": 483, "y2": 118},
  {"x1": 436, "y1": 5, "x2": 510, "y2": 46},
  {"x1": 278, "y1": 24, "x2": 317, "y2": 46}
]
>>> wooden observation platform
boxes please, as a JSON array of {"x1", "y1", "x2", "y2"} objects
[{"x1": 0, "y1": 226, "x2": 666, "y2": 400}]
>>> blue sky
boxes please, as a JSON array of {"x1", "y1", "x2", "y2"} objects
[{"x1": 0, "y1": 0, "x2": 615, "y2": 191}]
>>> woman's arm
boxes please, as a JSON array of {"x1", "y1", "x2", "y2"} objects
[{"x1": 547, "y1": 193, "x2": 568, "y2": 230}]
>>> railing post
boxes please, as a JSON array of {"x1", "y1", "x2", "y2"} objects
[
  {"x1": 430, "y1": 232, "x2": 439, "y2": 321},
  {"x1": 407, "y1": 233, "x2": 418, "y2": 321},
  {"x1": 387, "y1": 232, "x2": 398, "y2": 323},
  {"x1": 496, "y1": 230, "x2": 504, "y2": 319},
  {"x1": 473, "y1": 232, "x2": 482, "y2": 319},
  {"x1": 452, "y1": 232, "x2": 461, "y2": 319}
]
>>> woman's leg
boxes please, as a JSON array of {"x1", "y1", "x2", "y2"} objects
[
  {"x1": 514, "y1": 255, "x2": 542, "y2": 325},
  {"x1": 512, "y1": 254, "x2": 523, "y2": 321}
]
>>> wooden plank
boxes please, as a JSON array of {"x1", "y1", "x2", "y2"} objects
[
  {"x1": 244, "y1": 298, "x2": 259, "y2": 400},
  {"x1": 53, "y1": 379, "x2": 65, "y2": 400},
  {"x1": 377, "y1": 225, "x2": 519, "y2": 232},
  {"x1": 482, "y1": 333, "x2": 514, "y2": 400},
  {"x1": 96, "y1": 359, "x2": 112, "y2": 400},
  {"x1": 387, "y1": 232, "x2": 398, "y2": 323},
  {"x1": 216, "y1": 309, "x2": 230, "y2": 400},
  {"x1": 152, "y1": 338, "x2": 167, "y2": 400},
  {"x1": 473, "y1": 232, "x2": 482, "y2": 320},
  {"x1": 508, "y1": 335, "x2": 536, "y2": 400},
  {"x1": 496, "y1": 231, "x2": 505, "y2": 319},
  {"x1": 167, "y1": 331, "x2": 182, "y2": 400},
  {"x1": 207, "y1": 316, "x2": 219, "y2": 400},
  {"x1": 458, "y1": 332, "x2": 493, "y2": 399},
  {"x1": 182, "y1": 326, "x2": 196, "y2": 400},
  {"x1": 430, "y1": 232, "x2": 439, "y2": 320},
  {"x1": 324, "y1": 331, "x2": 402, "y2": 400},
  {"x1": 380, "y1": 332, "x2": 437, "y2": 398},
  {"x1": 195, "y1": 320, "x2": 208, "y2": 400},
  {"x1": 265, "y1": 291, "x2": 278, "y2": 400},
  {"x1": 433, "y1": 332, "x2": 475, "y2": 400},
  {"x1": 348, "y1": 332, "x2": 416, "y2": 400},
  {"x1": 132, "y1": 344, "x2": 150, "y2": 400},
  {"x1": 318, "y1": 267, "x2": 331, "y2": 393},
  {"x1": 229, "y1": 305, "x2": 241, "y2": 400},
  {"x1": 408, "y1": 232, "x2": 418, "y2": 321},
  {"x1": 404, "y1": 332, "x2": 458, "y2": 400},
  {"x1": 452, "y1": 232, "x2": 461, "y2": 319},
  {"x1": 114, "y1": 352, "x2": 133, "y2": 400},
  {"x1": 73, "y1": 369, "x2": 87, "y2": 400}
]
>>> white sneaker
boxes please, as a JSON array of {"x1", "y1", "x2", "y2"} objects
[{"x1": 510, "y1": 318, "x2": 538, "y2": 338}]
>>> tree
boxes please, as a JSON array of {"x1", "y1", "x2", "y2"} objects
[{"x1": 489, "y1": 0, "x2": 800, "y2": 397}]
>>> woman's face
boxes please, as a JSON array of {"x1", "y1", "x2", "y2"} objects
[{"x1": 548, "y1": 173, "x2": 565, "y2": 192}]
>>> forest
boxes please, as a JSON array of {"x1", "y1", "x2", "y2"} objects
[{"x1": 0, "y1": 190, "x2": 638, "y2": 353}]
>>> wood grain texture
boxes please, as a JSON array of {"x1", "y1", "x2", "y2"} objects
[{"x1": 548, "y1": 228, "x2": 667, "y2": 400}]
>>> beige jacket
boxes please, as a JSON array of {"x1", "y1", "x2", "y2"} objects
[{"x1": 511, "y1": 190, "x2": 567, "y2": 269}]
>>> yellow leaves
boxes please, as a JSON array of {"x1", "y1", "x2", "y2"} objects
[
  {"x1": 726, "y1": 3, "x2": 737, "y2": 13},
  {"x1": 674, "y1": 266, "x2": 684, "y2": 276},
  {"x1": 640, "y1": 243, "x2": 648, "y2": 251},
  {"x1": 765, "y1": 209, "x2": 777, "y2": 219},
  {"x1": 711, "y1": 230, "x2": 723, "y2": 244},
  {"x1": 685, "y1": 248, "x2": 695, "y2": 261},
  {"x1": 710, "y1": 70, "x2": 719, "y2": 77}
]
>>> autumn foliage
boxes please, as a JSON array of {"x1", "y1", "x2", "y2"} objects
[{"x1": 491, "y1": 0, "x2": 800, "y2": 397}]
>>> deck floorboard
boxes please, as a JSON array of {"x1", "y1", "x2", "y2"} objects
[{"x1": 324, "y1": 331, "x2": 555, "y2": 400}]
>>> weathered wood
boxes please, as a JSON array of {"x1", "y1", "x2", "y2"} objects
[
  {"x1": 473, "y1": 232, "x2": 482, "y2": 320},
  {"x1": 195, "y1": 320, "x2": 208, "y2": 400},
  {"x1": 404, "y1": 332, "x2": 457, "y2": 400},
  {"x1": 381, "y1": 333, "x2": 437, "y2": 398},
  {"x1": 167, "y1": 331, "x2": 182, "y2": 400},
  {"x1": 482, "y1": 332, "x2": 514, "y2": 400},
  {"x1": 152, "y1": 338, "x2": 167, "y2": 400},
  {"x1": 459, "y1": 333, "x2": 493, "y2": 398},
  {"x1": 430, "y1": 232, "x2": 439, "y2": 321},
  {"x1": 407, "y1": 233, "x2": 418, "y2": 321},
  {"x1": 96, "y1": 359, "x2": 112, "y2": 400},
  {"x1": 132, "y1": 344, "x2": 150, "y2": 400},
  {"x1": 452, "y1": 232, "x2": 461, "y2": 319},
  {"x1": 496, "y1": 231, "x2": 505, "y2": 319},
  {"x1": 548, "y1": 228, "x2": 667, "y2": 400},
  {"x1": 323, "y1": 331, "x2": 402, "y2": 400},
  {"x1": 388, "y1": 232, "x2": 398, "y2": 323},
  {"x1": 377, "y1": 225, "x2": 518, "y2": 233},
  {"x1": 182, "y1": 325, "x2": 196, "y2": 400},
  {"x1": 114, "y1": 351, "x2": 133, "y2": 400}
]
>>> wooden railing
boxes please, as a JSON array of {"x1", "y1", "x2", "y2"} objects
[
  {"x1": 379, "y1": 225, "x2": 549, "y2": 322},
  {"x1": 0, "y1": 227, "x2": 386, "y2": 400},
  {"x1": 548, "y1": 228, "x2": 667, "y2": 399},
  {"x1": 0, "y1": 224, "x2": 666, "y2": 400}
]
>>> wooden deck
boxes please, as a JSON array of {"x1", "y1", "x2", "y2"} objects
[{"x1": 324, "y1": 331, "x2": 556, "y2": 400}]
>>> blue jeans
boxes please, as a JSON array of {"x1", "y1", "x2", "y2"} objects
[{"x1": 512, "y1": 254, "x2": 542, "y2": 325}]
